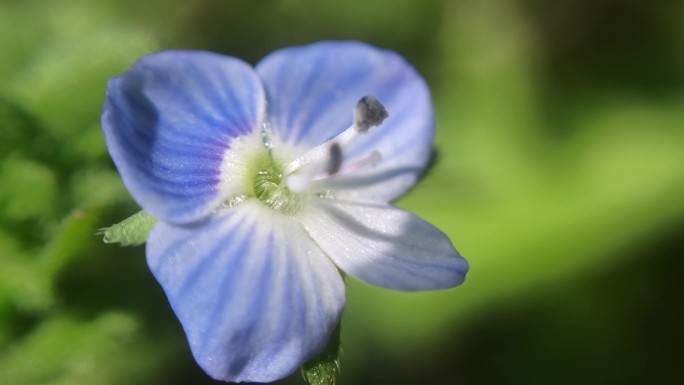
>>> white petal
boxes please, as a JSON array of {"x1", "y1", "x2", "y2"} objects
[{"x1": 298, "y1": 198, "x2": 468, "y2": 291}]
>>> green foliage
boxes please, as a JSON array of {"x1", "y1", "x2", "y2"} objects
[
  {"x1": 0, "y1": 231, "x2": 52, "y2": 312},
  {"x1": 0, "y1": 155, "x2": 58, "y2": 221},
  {"x1": 0, "y1": 313, "x2": 138, "y2": 384},
  {"x1": 0, "y1": 1, "x2": 171, "y2": 384}
]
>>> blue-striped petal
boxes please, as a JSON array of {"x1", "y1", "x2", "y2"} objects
[
  {"x1": 256, "y1": 41, "x2": 434, "y2": 202},
  {"x1": 102, "y1": 50, "x2": 265, "y2": 224},
  {"x1": 146, "y1": 200, "x2": 345, "y2": 382},
  {"x1": 298, "y1": 198, "x2": 468, "y2": 291}
]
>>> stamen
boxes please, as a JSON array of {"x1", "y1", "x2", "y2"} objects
[
  {"x1": 335, "y1": 150, "x2": 382, "y2": 175},
  {"x1": 286, "y1": 150, "x2": 384, "y2": 193},
  {"x1": 283, "y1": 95, "x2": 388, "y2": 176}
]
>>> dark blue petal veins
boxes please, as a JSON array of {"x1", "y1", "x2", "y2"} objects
[
  {"x1": 102, "y1": 50, "x2": 265, "y2": 224},
  {"x1": 146, "y1": 202, "x2": 345, "y2": 382}
]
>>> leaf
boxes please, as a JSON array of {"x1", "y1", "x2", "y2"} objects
[
  {"x1": 40, "y1": 209, "x2": 100, "y2": 278},
  {"x1": 0, "y1": 231, "x2": 53, "y2": 312},
  {"x1": 0, "y1": 97, "x2": 56, "y2": 162},
  {"x1": 0, "y1": 155, "x2": 58, "y2": 221},
  {"x1": 0, "y1": 312, "x2": 139, "y2": 385}
]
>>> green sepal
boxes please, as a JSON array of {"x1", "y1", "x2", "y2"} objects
[
  {"x1": 301, "y1": 322, "x2": 341, "y2": 385},
  {"x1": 98, "y1": 211, "x2": 156, "y2": 246}
]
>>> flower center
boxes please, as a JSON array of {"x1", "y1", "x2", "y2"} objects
[
  {"x1": 252, "y1": 162, "x2": 303, "y2": 216},
  {"x1": 221, "y1": 95, "x2": 388, "y2": 215}
]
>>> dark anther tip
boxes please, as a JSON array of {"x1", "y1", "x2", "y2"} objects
[{"x1": 354, "y1": 95, "x2": 389, "y2": 133}]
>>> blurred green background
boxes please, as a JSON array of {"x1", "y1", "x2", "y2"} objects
[{"x1": 1, "y1": 0, "x2": 683, "y2": 384}]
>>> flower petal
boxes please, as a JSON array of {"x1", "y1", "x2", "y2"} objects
[
  {"x1": 298, "y1": 198, "x2": 468, "y2": 291},
  {"x1": 146, "y1": 200, "x2": 345, "y2": 382},
  {"x1": 102, "y1": 50, "x2": 265, "y2": 224},
  {"x1": 257, "y1": 41, "x2": 433, "y2": 201}
]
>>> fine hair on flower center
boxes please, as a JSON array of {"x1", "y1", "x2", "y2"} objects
[{"x1": 253, "y1": 162, "x2": 303, "y2": 215}]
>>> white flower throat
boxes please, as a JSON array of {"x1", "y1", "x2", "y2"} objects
[{"x1": 220, "y1": 95, "x2": 388, "y2": 215}]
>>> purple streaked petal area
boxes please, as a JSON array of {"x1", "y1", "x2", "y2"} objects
[
  {"x1": 146, "y1": 200, "x2": 345, "y2": 382},
  {"x1": 102, "y1": 50, "x2": 265, "y2": 224},
  {"x1": 298, "y1": 198, "x2": 468, "y2": 291},
  {"x1": 256, "y1": 41, "x2": 433, "y2": 201}
]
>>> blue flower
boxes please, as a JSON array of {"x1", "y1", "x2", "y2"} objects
[{"x1": 101, "y1": 41, "x2": 468, "y2": 382}]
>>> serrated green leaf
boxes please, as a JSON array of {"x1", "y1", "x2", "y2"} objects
[{"x1": 100, "y1": 211, "x2": 156, "y2": 247}]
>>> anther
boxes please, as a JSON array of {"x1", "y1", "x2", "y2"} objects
[
  {"x1": 326, "y1": 143, "x2": 343, "y2": 175},
  {"x1": 354, "y1": 95, "x2": 389, "y2": 133}
]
